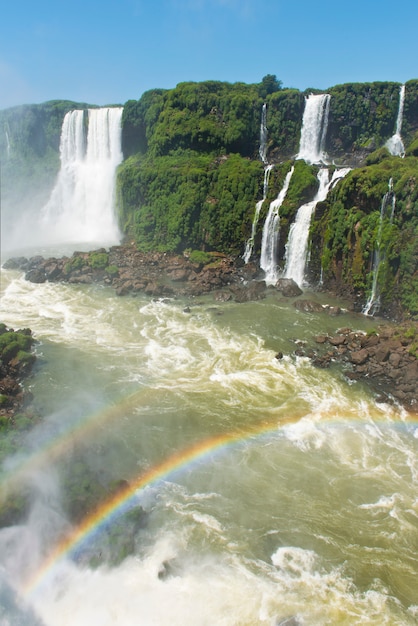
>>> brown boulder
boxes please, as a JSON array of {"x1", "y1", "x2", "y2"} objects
[{"x1": 349, "y1": 349, "x2": 369, "y2": 365}]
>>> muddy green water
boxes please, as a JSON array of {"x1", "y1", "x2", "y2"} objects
[{"x1": 0, "y1": 269, "x2": 417, "y2": 625}]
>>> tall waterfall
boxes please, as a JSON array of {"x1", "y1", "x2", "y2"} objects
[
  {"x1": 260, "y1": 166, "x2": 294, "y2": 284},
  {"x1": 363, "y1": 179, "x2": 396, "y2": 315},
  {"x1": 386, "y1": 85, "x2": 406, "y2": 157},
  {"x1": 284, "y1": 167, "x2": 350, "y2": 286},
  {"x1": 243, "y1": 165, "x2": 274, "y2": 263},
  {"x1": 258, "y1": 103, "x2": 268, "y2": 164},
  {"x1": 40, "y1": 107, "x2": 123, "y2": 246},
  {"x1": 297, "y1": 94, "x2": 330, "y2": 164}
]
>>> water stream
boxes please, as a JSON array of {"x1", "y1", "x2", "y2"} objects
[
  {"x1": 0, "y1": 267, "x2": 417, "y2": 625},
  {"x1": 386, "y1": 85, "x2": 406, "y2": 158}
]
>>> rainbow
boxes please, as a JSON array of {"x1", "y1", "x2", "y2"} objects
[
  {"x1": 0, "y1": 387, "x2": 154, "y2": 495},
  {"x1": 23, "y1": 417, "x2": 293, "y2": 596},
  {"x1": 17, "y1": 400, "x2": 416, "y2": 597}
]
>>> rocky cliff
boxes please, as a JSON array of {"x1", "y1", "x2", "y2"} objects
[{"x1": 1, "y1": 78, "x2": 417, "y2": 318}]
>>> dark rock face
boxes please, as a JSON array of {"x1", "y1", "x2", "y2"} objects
[{"x1": 302, "y1": 325, "x2": 418, "y2": 413}]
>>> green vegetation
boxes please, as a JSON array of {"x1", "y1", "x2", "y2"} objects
[
  {"x1": 118, "y1": 150, "x2": 264, "y2": 254},
  {"x1": 89, "y1": 252, "x2": 109, "y2": 269},
  {"x1": 1, "y1": 78, "x2": 417, "y2": 318},
  {"x1": 0, "y1": 328, "x2": 34, "y2": 364},
  {"x1": 311, "y1": 155, "x2": 418, "y2": 317}
]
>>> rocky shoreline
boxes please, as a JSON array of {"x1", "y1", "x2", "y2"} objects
[
  {"x1": 0, "y1": 324, "x2": 36, "y2": 422},
  {"x1": 295, "y1": 324, "x2": 418, "y2": 413},
  {"x1": 2, "y1": 245, "x2": 417, "y2": 414}
]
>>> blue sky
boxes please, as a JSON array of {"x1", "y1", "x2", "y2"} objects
[{"x1": 1, "y1": 0, "x2": 417, "y2": 110}]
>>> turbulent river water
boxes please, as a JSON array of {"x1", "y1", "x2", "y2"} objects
[{"x1": 0, "y1": 262, "x2": 417, "y2": 625}]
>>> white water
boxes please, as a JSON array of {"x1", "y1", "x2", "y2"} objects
[
  {"x1": 297, "y1": 94, "x2": 330, "y2": 164},
  {"x1": 284, "y1": 168, "x2": 350, "y2": 286},
  {"x1": 386, "y1": 85, "x2": 406, "y2": 157},
  {"x1": 259, "y1": 103, "x2": 268, "y2": 164},
  {"x1": 363, "y1": 179, "x2": 396, "y2": 316},
  {"x1": 0, "y1": 267, "x2": 417, "y2": 625},
  {"x1": 260, "y1": 166, "x2": 295, "y2": 285},
  {"x1": 243, "y1": 164, "x2": 273, "y2": 263},
  {"x1": 3, "y1": 107, "x2": 123, "y2": 255},
  {"x1": 5, "y1": 127, "x2": 11, "y2": 159}
]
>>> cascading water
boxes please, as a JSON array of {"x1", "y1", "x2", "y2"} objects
[
  {"x1": 4, "y1": 126, "x2": 11, "y2": 159},
  {"x1": 258, "y1": 103, "x2": 268, "y2": 164},
  {"x1": 243, "y1": 104, "x2": 273, "y2": 263},
  {"x1": 363, "y1": 179, "x2": 396, "y2": 316},
  {"x1": 39, "y1": 107, "x2": 123, "y2": 248},
  {"x1": 260, "y1": 166, "x2": 294, "y2": 284},
  {"x1": 284, "y1": 168, "x2": 350, "y2": 286},
  {"x1": 243, "y1": 165, "x2": 273, "y2": 263},
  {"x1": 386, "y1": 85, "x2": 406, "y2": 157},
  {"x1": 297, "y1": 94, "x2": 330, "y2": 164}
]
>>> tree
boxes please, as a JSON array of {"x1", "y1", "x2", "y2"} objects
[{"x1": 258, "y1": 75, "x2": 283, "y2": 98}]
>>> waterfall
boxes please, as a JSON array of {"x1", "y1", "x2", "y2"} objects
[
  {"x1": 5, "y1": 127, "x2": 11, "y2": 159},
  {"x1": 260, "y1": 166, "x2": 294, "y2": 285},
  {"x1": 259, "y1": 103, "x2": 268, "y2": 164},
  {"x1": 283, "y1": 167, "x2": 350, "y2": 286},
  {"x1": 363, "y1": 179, "x2": 396, "y2": 316},
  {"x1": 40, "y1": 107, "x2": 123, "y2": 246},
  {"x1": 386, "y1": 85, "x2": 406, "y2": 157},
  {"x1": 243, "y1": 164, "x2": 273, "y2": 263},
  {"x1": 297, "y1": 94, "x2": 330, "y2": 164},
  {"x1": 243, "y1": 104, "x2": 272, "y2": 263}
]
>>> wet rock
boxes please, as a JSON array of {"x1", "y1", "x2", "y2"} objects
[
  {"x1": 294, "y1": 299, "x2": 323, "y2": 313},
  {"x1": 25, "y1": 268, "x2": 46, "y2": 283},
  {"x1": 349, "y1": 349, "x2": 369, "y2": 365},
  {"x1": 275, "y1": 278, "x2": 303, "y2": 297},
  {"x1": 329, "y1": 335, "x2": 346, "y2": 346},
  {"x1": 2, "y1": 256, "x2": 29, "y2": 270},
  {"x1": 304, "y1": 323, "x2": 418, "y2": 412}
]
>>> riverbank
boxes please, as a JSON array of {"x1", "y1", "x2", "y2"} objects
[
  {"x1": 2, "y1": 246, "x2": 417, "y2": 414},
  {"x1": 0, "y1": 324, "x2": 36, "y2": 422},
  {"x1": 293, "y1": 322, "x2": 418, "y2": 414}
]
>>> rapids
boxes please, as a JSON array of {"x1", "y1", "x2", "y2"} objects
[{"x1": 0, "y1": 266, "x2": 417, "y2": 625}]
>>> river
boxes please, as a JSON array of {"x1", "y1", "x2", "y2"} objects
[{"x1": 0, "y1": 264, "x2": 417, "y2": 625}]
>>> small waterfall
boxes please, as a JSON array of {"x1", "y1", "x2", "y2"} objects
[
  {"x1": 297, "y1": 94, "x2": 331, "y2": 164},
  {"x1": 5, "y1": 127, "x2": 11, "y2": 159},
  {"x1": 40, "y1": 106, "x2": 123, "y2": 246},
  {"x1": 283, "y1": 167, "x2": 350, "y2": 286},
  {"x1": 260, "y1": 166, "x2": 295, "y2": 284},
  {"x1": 363, "y1": 179, "x2": 396, "y2": 316},
  {"x1": 386, "y1": 85, "x2": 405, "y2": 157},
  {"x1": 243, "y1": 165, "x2": 273, "y2": 263},
  {"x1": 243, "y1": 103, "x2": 272, "y2": 263},
  {"x1": 259, "y1": 103, "x2": 268, "y2": 164}
]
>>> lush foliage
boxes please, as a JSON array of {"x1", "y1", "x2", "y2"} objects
[
  {"x1": 327, "y1": 82, "x2": 401, "y2": 155},
  {"x1": 118, "y1": 150, "x2": 263, "y2": 254},
  {"x1": 311, "y1": 155, "x2": 418, "y2": 317},
  {"x1": 2, "y1": 78, "x2": 417, "y2": 317}
]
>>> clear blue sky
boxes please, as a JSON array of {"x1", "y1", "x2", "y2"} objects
[{"x1": 1, "y1": 0, "x2": 417, "y2": 110}]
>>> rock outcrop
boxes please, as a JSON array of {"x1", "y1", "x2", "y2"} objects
[
  {"x1": 0, "y1": 324, "x2": 36, "y2": 421},
  {"x1": 298, "y1": 324, "x2": 418, "y2": 413}
]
